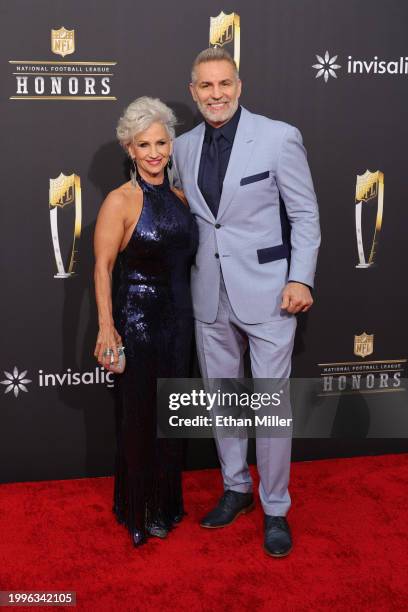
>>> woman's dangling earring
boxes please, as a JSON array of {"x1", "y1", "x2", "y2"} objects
[
  {"x1": 166, "y1": 154, "x2": 174, "y2": 187},
  {"x1": 130, "y1": 157, "x2": 138, "y2": 187}
]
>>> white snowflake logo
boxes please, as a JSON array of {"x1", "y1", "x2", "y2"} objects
[
  {"x1": 312, "y1": 51, "x2": 341, "y2": 82},
  {"x1": 1, "y1": 367, "x2": 32, "y2": 397}
]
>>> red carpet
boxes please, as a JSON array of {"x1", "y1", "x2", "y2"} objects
[{"x1": 0, "y1": 454, "x2": 407, "y2": 611}]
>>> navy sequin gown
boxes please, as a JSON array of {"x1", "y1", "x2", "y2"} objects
[{"x1": 113, "y1": 172, "x2": 198, "y2": 538}]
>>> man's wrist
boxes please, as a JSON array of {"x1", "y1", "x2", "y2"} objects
[{"x1": 288, "y1": 280, "x2": 312, "y2": 291}]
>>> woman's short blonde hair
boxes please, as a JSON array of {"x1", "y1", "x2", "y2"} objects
[{"x1": 116, "y1": 96, "x2": 177, "y2": 149}]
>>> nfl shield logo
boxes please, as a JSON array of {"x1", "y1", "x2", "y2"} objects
[
  {"x1": 49, "y1": 173, "x2": 76, "y2": 208},
  {"x1": 355, "y1": 170, "x2": 380, "y2": 203},
  {"x1": 51, "y1": 27, "x2": 75, "y2": 57},
  {"x1": 354, "y1": 332, "x2": 374, "y2": 358},
  {"x1": 210, "y1": 12, "x2": 236, "y2": 47}
]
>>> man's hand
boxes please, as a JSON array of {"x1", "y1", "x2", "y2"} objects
[{"x1": 281, "y1": 282, "x2": 313, "y2": 314}]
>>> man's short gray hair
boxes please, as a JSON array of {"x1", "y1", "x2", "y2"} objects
[
  {"x1": 191, "y1": 47, "x2": 239, "y2": 83},
  {"x1": 116, "y1": 96, "x2": 177, "y2": 149}
]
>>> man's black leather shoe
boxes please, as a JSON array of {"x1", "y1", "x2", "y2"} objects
[
  {"x1": 264, "y1": 515, "x2": 292, "y2": 557},
  {"x1": 200, "y1": 490, "x2": 254, "y2": 528}
]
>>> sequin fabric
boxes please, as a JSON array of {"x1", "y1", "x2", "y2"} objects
[{"x1": 113, "y1": 173, "x2": 198, "y2": 539}]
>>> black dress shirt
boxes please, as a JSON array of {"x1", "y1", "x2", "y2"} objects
[{"x1": 198, "y1": 106, "x2": 242, "y2": 210}]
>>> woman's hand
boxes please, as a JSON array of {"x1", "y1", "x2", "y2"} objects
[{"x1": 94, "y1": 325, "x2": 122, "y2": 370}]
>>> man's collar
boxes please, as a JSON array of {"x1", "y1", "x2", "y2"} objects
[{"x1": 204, "y1": 105, "x2": 242, "y2": 142}]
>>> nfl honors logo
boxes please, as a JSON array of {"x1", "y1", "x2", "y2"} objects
[
  {"x1": 9, "y1": 26, "x2": 116, "y2": 100},
  {"x1": 318, "y1": 332, "x2": 406, "y2": 395},
  {"x1": 354, "y1": 332, "x2": 374, "y2": 358},
  {"x1": 51, "y1": 27, "x2": 75, "y2": 57}
]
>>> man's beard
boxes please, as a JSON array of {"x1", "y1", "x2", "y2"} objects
[{"x1": 197, "y1": 97, "x2": 239, "y2": 125}]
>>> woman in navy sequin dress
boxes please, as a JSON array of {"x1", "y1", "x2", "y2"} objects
[{"x1": 94, "y1": 97, "x2": 197, "y2": 546}]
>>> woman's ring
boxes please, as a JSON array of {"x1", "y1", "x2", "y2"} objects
[{"x1": 103, "y1": 348, "x2": 114, "y2": 357}]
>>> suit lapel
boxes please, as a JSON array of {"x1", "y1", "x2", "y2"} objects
[{"x1": 217, "y1": 107, "x2": 255, "y2": 221}]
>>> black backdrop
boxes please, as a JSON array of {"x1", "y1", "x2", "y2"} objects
[{"x1": 1, "y1": 0, "x2": 407, "y2": 483}]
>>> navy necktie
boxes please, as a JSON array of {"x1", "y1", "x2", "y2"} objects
[{"x1": 202, "y1": 130, "x2": 222, "y2": 218}]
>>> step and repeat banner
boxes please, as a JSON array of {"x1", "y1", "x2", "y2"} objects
[{"x1": 1, "y1": 0, "x2": 407, "y2": 482}]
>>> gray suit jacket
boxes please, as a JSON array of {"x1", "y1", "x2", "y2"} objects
[{"x1": 173, "y1": 106, "x2": 321, "y2": 324}]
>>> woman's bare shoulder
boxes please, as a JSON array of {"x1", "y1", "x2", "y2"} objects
[
  {"x1": 171, "y1": 186, "x2": 189, "y2": 208},
  {"x1": 102, "y1": 181, "x2": 142, "y2": 210}
]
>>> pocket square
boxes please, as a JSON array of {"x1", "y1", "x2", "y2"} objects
[
  {"x1": 240, "y1": 171, "x2": 270, "y2": 186},
  {"x1": 257, "y1": 244, "x2": 290, "y2": 264}
]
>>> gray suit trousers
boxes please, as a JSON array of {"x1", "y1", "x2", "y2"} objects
[{"x1": 195, "y1": 273, "x2": 297, "y2": 516}]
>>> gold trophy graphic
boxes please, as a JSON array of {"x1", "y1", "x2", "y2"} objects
[
  {"x1": 355, "y1": 170, "x2": 384, "y2": 268},
  {"x1": 209, "y1": 11, "x2": 241, "y2": 70},
  {"x1": 49, "y1": 173, "x2": 82, "y2": 278}
]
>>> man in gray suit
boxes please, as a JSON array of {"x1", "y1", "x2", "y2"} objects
[{"x1": 173, "y1": 48, "x2": 320, "y2": 557}]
